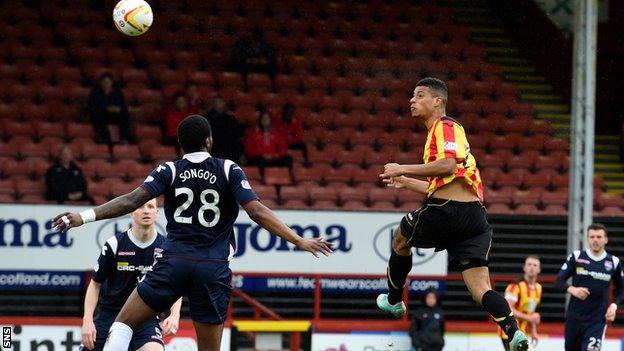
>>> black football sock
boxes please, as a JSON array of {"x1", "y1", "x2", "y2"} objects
[
  {"x1": 386, "y1": 250, "x2": 412, "y2": 304},
  {"x1": 481, "y1": 290, "x2": 519, "y2": 338}
]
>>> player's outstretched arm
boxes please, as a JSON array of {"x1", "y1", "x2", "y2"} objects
[
  {"x1": 53, "y1": 187, "x2": 153, "y2": 231},
  {"x1": 379, "y1": 159, "x2": 455, "y2": 179},
  {"x1": 243, "y1": 200, "x2": 333, "y2": 257},
  {"x1": 383, "y1": 176, "x2": 428, "y2": 194}
]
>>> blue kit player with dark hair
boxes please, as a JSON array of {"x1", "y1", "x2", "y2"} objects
[
  {"x1": 556, "y1": 223, "x2": 624, "y2": 351},
  {"x1": 81, "y1": 199, "x2": 182, "y2": 351},
  {"x1": 53, "y1": 114, "x2": 333, "y2": 351}
]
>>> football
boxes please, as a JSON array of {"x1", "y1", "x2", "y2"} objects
[{"x1": 112, "y1": 0, "x2": 153, "y2": 36}]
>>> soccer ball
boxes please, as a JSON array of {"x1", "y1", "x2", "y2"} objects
[{"x1": 113, "y1": 0, "x2": 153, "y2": 36}]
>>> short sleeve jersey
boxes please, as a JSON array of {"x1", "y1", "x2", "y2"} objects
[
  {"x1": 557, "y1": 250, "x2": 624, "y2": 323},
  {"x1": 92, "y1": 230, "x2": 165, "y2": 311},
  {"x1": 423, "y1": 116, "x2": 483, "y2": 201},
  {"x1": 498, "y1": 279, "x2": 542, "y2": 339},
  {"x1": 140, "y1": 152, "x2": 258, "y2": 260}
]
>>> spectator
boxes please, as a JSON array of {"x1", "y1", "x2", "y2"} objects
[
  {"x1": 245, "y1": 110, "x2": 292, "y2": 173},
  {"x1": 227, "y1": 26, "x2": 278, "y2": 86},
  {"x1": 45, "y1": 146, "x2": 93, "y2": 204},
  {"x1": 274, "y1": 103, "x2": 307, "y2": 163},
  {"x1": 87, "y1": 73, "x2": 130, "y2": 144},
  {"x1": 186, "y1": 81, "x2": 206, "y2": 114},
  {"x1": 163, "y1": 93, "x2": 193, "y2": 146},
  {"x1": 410, "y1": 288, "x2": 445, "y2": 351},
  {"x1": 205, "y1": 96, "x2": 244, "y2": 163}
]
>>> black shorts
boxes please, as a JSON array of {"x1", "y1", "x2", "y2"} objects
[
  {"x1": 84, "y1": 308, "x2": 163, "y2": 351},
  {"x1": 400, "y1": 198, "x2": 492, "y2": 270},
  {"x1": 137, "y1": 256, "x2": 232, "y2": 324},
  {"x1": 565, "y1": 318, "x2": 606, "y2": 351}
]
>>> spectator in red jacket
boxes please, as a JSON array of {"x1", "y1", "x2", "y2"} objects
[
  {"x1": 245, "y1": 110, "x2": 292, "y2": 173},
  {"x1": 163, "y1": 93, "x2": 192, "y2": 146},
  {"x1": 274, "y1": 102, "x2": 307, "y2": 163}
]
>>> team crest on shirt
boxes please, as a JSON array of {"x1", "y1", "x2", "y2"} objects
[
  {"x1": 605, "y1": 260, "x2": 613, "y2": 271},
  {"x1": 241, "y1": 180, "x2": 252, "y2": 189}
]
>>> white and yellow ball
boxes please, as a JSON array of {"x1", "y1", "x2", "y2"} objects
[{"x1": 113, "y1": 0, "x2": 153, "y2": 36}]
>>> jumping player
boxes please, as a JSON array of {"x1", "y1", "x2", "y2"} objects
[
  {"x1": 376, "y1": 78, "x2": 528, "y2": 351},
  {"x1": 556, "y1": 223, "x2": 624, "y2": 351},
  {"x1": 54, "y1": 115, "x2": 332, "y2": 351},
  {"x1": 81, "y1": 199, "x2": 182, "y2": 351}
]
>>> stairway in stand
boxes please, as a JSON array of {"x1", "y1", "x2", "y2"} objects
[{"x1": 441, "y1": 0, "x2": 624, "y2": 197}]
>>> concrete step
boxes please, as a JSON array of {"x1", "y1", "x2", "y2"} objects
[
  {"x1": 595, "y1": 144, "x2": 619, "y2": 152},
  {"x1": 489, "y1": 57, "x2": 530, "y2": 65},
  {"x1": 505, "y1": 74, "x2": 547, "y2": 83},
  {"x1": 466, "y1": 26, "x2": 507, "y2": 36},
  {"x1": 521, "y1": 93, "x2": 561, "y2": 103},
  {"x1": 516, "y1": 83, "x2": 553, "y2": 93},
  {"x1": 486, "y1": 46, "x2": 520, "y2": 55},
  {"x1": 532, "y1": 103, "x2": 569, "y2": 113},
  {"x1": 594, "y1": 154, "x2": 620, "y2": 162},
  {"x1": 596, "y1": 135, "x2": 620, "y2": 143},
  {"x1": 472, "y1": 36, "x2": 513, "y2": 45},
  {"x1": 537, "y1": 113, "x2": 571, "y2": 122},
  {"x1": 605, "y1": 181, "x2": 624, "y2": 188},
  {"x1": 600, "y1": 172, "x2": 624, "y2": 181},
  {"x1": 455, "y1": 17, "x2": 502, "y2": 27},
  {"x1": 595, "y1": 163, "x2": 623, "y2": 172},
  {"x1": 503, "y1": 66, "x2": 536, "y2": 74}
]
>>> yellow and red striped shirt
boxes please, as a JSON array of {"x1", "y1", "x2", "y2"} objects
[
  {"x1": 499, "y1": 280, "x2": 543, "y2": 339},
  {"x1": 423, "y1": 116, "x2": 483, "y2": 201}
]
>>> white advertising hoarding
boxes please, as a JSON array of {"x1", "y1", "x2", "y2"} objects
[
  {"x1": 1, "y1": 325, "x2": 229, "y2": 351},
  {"x1": 0, "y1": 205, "x2": 447, "y2": 276},
  {"x1": 312, "y1": 332, "x2": 622, "y2": 351}
]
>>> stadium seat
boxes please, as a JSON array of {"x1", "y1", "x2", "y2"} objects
[
  {"x1": 341, "y1": 200, "x2": 368, "y2": 211},
  {"x1": 369, "y1": 201, "x2": 396, "y2": 211},
  {"x1": 80, "y1": 143, "x2": 111, "y2": 161},
  {"x1": 280, "y1": 185, "x2": 309, "y2": 203},
  {"x1": 112, "y1": 144, "x2": 142, "y2": 161},
  {"x1": 254, "y1": 184, "x2": 278, "y2": 202},
  {"x1": 263, "y1": 167, "x2": 292, "y2": 186},
  {"x1": 338, "y1": 187, "x2": 368, "y2": 202},
  {"x1": 15, "y1": 179, "x2": 47, "y2": 196},
  {"x1": 281, "y1": 199, "x2": 309, "y2": 210},
  {"x1": 514, "y1": 204, "x2": 541, "y2": 215},
  {"x1": 368, "y1": 187, "x2": 398, "y2": 204},
  {"x1": 20, "y1": 194, "x2": 48, "y2": 204},
  {"x1": 35, "y1": 122, "x2": 66, "y2": 140},
  {"x1": 324, "y1": 164, "x2": 358, "y2": 183},
  {"x1": 110, "y1": 182, "x2": 137, "y2": 197}
]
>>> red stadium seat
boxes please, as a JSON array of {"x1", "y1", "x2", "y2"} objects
[
  {"x1": 80, "y1": 143, "x2": 110, "y2": 160},
  {"x1": 341, "y1": 200, "x2": 368, "y2": 211},
  {"x1": 14, "y1": 175, "x2": 46, "y2": 195},
  {"x1": 368, "y1": 187, "x2": 398, "y2": 203},
  {"x1": 254, "y1": 184, "x2": 278, "y2": 201},
  {"x1": 263, "y1": 167, "x2": 292, "y2": 186},
  {"x1": 514, "y1": 204, "x2": 541, "y2": 215},
  {"x1": 280, "y1": 185, "x2": 309, "y2": 203},
  {"x1": 324, "y1": 164, "x2": 358, "y2": 183},
  {"x1": 313, "y1": 199, "x2": 340, "y2": 210},
  {"x1": 293, "y1": 164, "x2": 329, "y2": 184},
  {"x1": 281, "y1": 199, "x2": 309, "y2": 209},
  {"x1": 112, "y1": 144, "x2": 142, "y2": 161},
  {"x1": 369, "y1": 201, "x2": 397, "y2": 211},
  {"x1": 338, "y1": 187, "x2": 368, "y2": 202}
]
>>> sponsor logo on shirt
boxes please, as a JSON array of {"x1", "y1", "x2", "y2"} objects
[
  {"x1": 117, "y1": 262, "x2": 153, "y2": 274},
  {"x1": 443, "y1": 141, "x2": 457, "y2": 151},
  {"x1": 575, "y1": 267, "x2": 612, "y2": 282},
  {"x1": 576, "y1": 258, "x2": 590, "y2": 264},
  {"x1": 118, "y1": 251, "x2": 136, "y2": 256}
]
